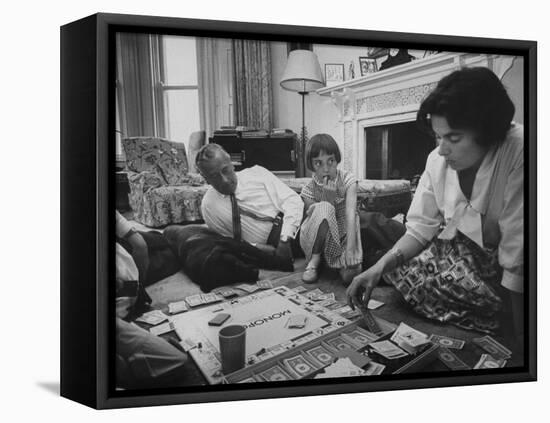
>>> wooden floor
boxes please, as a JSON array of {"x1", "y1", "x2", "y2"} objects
[{"x1": 141, "y1": 253, "x2": 524, "y2": 387}]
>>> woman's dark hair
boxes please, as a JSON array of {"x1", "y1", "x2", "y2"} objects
[
  {"x1": 417, "y1": 67, "x2": 515, "y2": 147},
  {"x1": 305, "y1": 133, "x2": 341, "y2": 171}
]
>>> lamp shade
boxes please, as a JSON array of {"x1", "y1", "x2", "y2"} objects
[{"x1": 280, "y1": 50, "x2": 325, "y2": 92}]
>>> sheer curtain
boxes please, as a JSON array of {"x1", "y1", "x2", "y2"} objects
[{"x1": 232, "y1": 40, "x2": 273, "y2": 129}]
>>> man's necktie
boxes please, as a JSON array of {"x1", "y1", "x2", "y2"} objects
[{"x1": 229, "y1": 193, "x2": 242, "y2": 242}]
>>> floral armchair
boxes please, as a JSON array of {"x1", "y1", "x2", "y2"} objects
[{"x1": 122, "y1": 136, "x2": 209, "y2": 227}]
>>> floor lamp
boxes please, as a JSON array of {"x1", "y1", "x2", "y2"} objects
[{"x1": 280, "y1": 50, "x2": 325, "y2": 177}]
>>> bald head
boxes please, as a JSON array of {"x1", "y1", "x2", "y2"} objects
[{"x1": 195, "y1": 143, "x2": 238, "y2": 195}]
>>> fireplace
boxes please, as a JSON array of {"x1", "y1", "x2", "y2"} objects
[
  {"x1": 317, "y1": 52, "x2": 509, "y2": 179},
  {"x1": 365, "y1": 121, "x2": 435, "y2": 180}
]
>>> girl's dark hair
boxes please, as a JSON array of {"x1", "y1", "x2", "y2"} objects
[
  {"x1": 305, "y1": 134, "x2": 341, "y2": 171},
  {"x1": 417, "y1": 67, "x2": 515, "y2": 147}
]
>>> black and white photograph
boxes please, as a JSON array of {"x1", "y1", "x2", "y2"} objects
[
  {"x1": 108, "y1": 23, "x2": 532, "y2": 396},
  {"x1": 6, "y1": 0, "x2": 550, "y2": 418}
]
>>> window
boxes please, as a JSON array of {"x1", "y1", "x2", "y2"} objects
[
  {"x1": 115, "y1": 33, "x2": 234, "y2": 157},
  {"x1": 156, "y1": 35, "x2": 201, "y2": 151}
]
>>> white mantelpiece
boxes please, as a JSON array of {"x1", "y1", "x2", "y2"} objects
[{"x1": 317, "y1": 52, "x2": 511, "y2": 178}]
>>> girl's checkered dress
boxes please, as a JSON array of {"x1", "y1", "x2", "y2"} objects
[{"x1": 299, "y1": 169, "x2": 362, "y2": 269}]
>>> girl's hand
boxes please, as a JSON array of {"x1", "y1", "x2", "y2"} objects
[
  {"x1": 346, "y1": 265, "x2": 383, "y2": 310},
  {"x1": 321, "y1": 178, "x2": 338, "y2": 203}
]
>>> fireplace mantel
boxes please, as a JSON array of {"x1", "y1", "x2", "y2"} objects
[{"x1": 317, "y1": 52, "x2": 510, "y2": 178}]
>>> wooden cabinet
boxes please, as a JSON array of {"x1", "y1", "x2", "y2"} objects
[{"x1": 210, "y1": 135, "x2": 296, "y2": 175}]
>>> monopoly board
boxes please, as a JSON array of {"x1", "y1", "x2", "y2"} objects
[{"x1": 171, "y1": 286, "x2": 360, "y2": 384}]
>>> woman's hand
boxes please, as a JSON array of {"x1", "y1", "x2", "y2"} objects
[{"x1": 346, "y1": 264, "x2": 383, "y2": 310}]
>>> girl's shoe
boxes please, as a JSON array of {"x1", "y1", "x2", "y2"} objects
[{"x1": 302, "y1": 264, "x2": 319, "y2": 283}]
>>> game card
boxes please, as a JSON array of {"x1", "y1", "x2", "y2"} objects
[
  {"x1": 364, "y1": 361, "x2": 386, "y2": 376},
  {"x1": 304, "y1": 288, "x2": 324, "y2": 300},
  {"x1": 236, "y1": 283, "x2": 262, "y2": 293},
  {"x1": 428, "y1": 334, "x2": 465, "y2": 350},
  {"x1": 236, "y1": 376, "x2": 257, "y2": 383},
  {"x1": 316, "y1": 293, "x2": 335, "y2": 302},
  {"x1": 185, "y1": 294, "x2": 204, "y2": 307},
  {"x1": 437, "y1": 347, "x2": 471, "y2": 370},
  {"x1": 168, "y1": 300, "x2": 189, "y2": 314},
  {"x1": 135, "y1": 310, "x2": 169, "y2": 325},
  {"x1": 148, "y1": 321, "x2": 174, "y2": 336},
  {"x1": 258, "y1": 365, "x2": 293, "y2": 382},
  {"x1": 326, "y1": 301, "x2": 346, "y2": 311},
  {"x1": 344, "y1": 329, "x2": 378, "y2": 347},
  {"x1": 257, "y1": 280, "x2": 274, "y2": 289},
  {"x1": 472, "y1": 335, "x2": 512, "y2": 360},
  {"x1": 325, "y1": 336, "x2": 356, "y2": 352},
  {"x1": 473, "y1": 353, "x2": 507, "y2": 369},
  {"x1": 283, "y1": 354, "x2": 315, "y2": 377},
  {"x1": 306, "y1": 346, "x2": 334, "y2": 365},
  {"x1": 218, "y1": 288, "x2": 238, "y2": 298},
  {"x1": 287, "y1": 314, "x2": 308, "y2": 329},
  {"x1": 201, "y1": 293, "x2": 222, "y2": 304},
  {"x1": 369, "y1": 340, "x2": 409, "y2": 359},
  {"x1": 318, "y1": 299, "x2": 337, "y2": 308},
  {"x1": 367, "y1": 299, "x2": 385, "y2": 310},
  {"x1": 292, "y1": 286, "x2": 308, "y2": 294}
]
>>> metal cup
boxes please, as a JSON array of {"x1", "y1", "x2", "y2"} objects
[{"x1": 218, "y1": 324, "x2": 246, "y2": 374}]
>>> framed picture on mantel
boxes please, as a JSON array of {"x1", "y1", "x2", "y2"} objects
[
  {"x1": 61, "y1": 12, "x2": 536, "y2": 409},
  {"x1": 325, "y1": 63, "x2": 345, "y2": 87},
  {"x1": 359, "y1": 56, "x2": 378, "y2": 75}
]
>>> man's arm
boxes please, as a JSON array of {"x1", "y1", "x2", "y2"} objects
[
  {"x1": 261, "y1": 169, "x2": 304, "y2": 241},
  {"x1": 125, "y1": 231, "x2": 149, "y2": 285},
  {"x1": 116, "y1": 210, "x2": 149, "y2": 284}
]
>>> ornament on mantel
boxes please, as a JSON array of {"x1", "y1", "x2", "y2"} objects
[{"x1": 349, "y1": 61, "x2": 355, "y2": 79}]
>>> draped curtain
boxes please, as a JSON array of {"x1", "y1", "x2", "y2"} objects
[
  {"x1": 196, "y1": 38, "x2": 221, "y2": 139},
  {"x1": 232, "y1": 40, "x2": 273, "y2": 129},
  {"x1": 116, "y1": 33, "x2": 157, "y2": 138}
]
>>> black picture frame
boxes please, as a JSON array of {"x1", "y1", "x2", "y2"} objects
[
  {"x1": 61, "y1": 12, "x2": 537, "y2": 409},
  {"x1": 359, "y1": 56, "x2": 378, "y2": 75}
]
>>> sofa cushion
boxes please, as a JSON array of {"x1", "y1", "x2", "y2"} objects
[
  {"x1": 123, "y1": 137, "x2": 189, "y2": 185},
  {"x1": 128, "y1": 184, "x2": 209, "y2": 228},
  {"x1": 280, "y1": 177, "x2": 412, "y2": 217}
]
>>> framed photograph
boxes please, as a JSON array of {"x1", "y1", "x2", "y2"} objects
[
  {"x1": 359, "y1": 56, "x2": 378, "y2": 75},
  {"x1": 61, "y1": 13, "x2": 536, "y2": 409},
  {"x1": 324, "y1": 63, "x2": 345, "y2": 87}
]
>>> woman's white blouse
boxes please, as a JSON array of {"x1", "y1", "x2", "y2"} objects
[{"x1": 405, "y1": 124, "x2": 524, "y2": 293}]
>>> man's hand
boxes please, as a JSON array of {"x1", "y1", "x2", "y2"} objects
[
  {"x1": 274, "y1": 240, "x2": 293, "y2": 270},
  {"x1": 275, "y1": 240, "x2": 293, "y2": 261},
  {"x1": 253, "y1": 243, "x2": 276, "y2": 255}
]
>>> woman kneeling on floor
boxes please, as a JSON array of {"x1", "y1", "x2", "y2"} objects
[{"x1": 347, "y1": 67, "x2": 524, "y2": 338}]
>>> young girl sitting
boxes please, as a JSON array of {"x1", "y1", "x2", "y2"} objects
[{"x1": 299, "y1": 134, "x2": 363, "y2": 284}]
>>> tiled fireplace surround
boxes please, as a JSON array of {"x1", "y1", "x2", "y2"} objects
[{"x1": 317, "y1": 52, "x2": 515, "y2": 179}]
